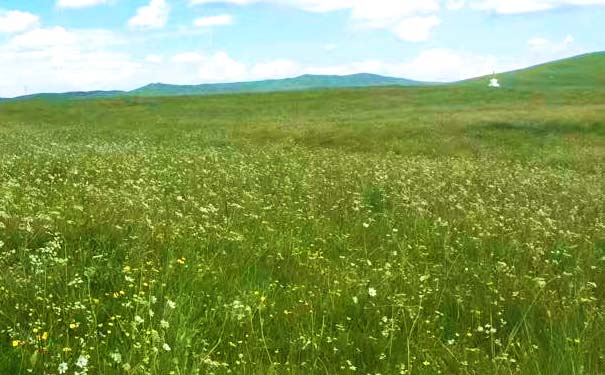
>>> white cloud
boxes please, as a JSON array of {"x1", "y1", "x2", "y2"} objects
[
  {"x1": 7, "y1": 27, "x2": 77, "y2": 50},
  {"x1": 197, "y1": 51, "x2": 247, "y2": 81},
  {"x1": 391, "y1": 16, "x2": 441, "y2": 42},
  {"x1": 472, "y1": 0, "x2": 554, "y2": 13},
  {"x1": 323, "y1": 43, "x2": 337, "y2": 52},
  {"x1": 349, "y1": 0, "x2": 440, "y2": 28},
  {"x1": 471, "y1": 0, "x2": 605, "y2": 14},
  {"x1": 528, "y1": 34, "x2": 575, "y2": 51},
  {"x1": 128, "y1": 0, "x2": 170, "y2": 29},
  {"x1": 446, "y1": 0, "x2": 466, "y2": 10},
  {"x1": 188, "y1": 0, "x2": 441, "y2": 41},
  {"x1": 238, "y1": 0, "x2": 603, "y2": 14},
  {"x1": 247, "y1": 49, "x2": 504, "y2": 82},
  {"x1": 190, "y1": 0, "x2": 258, "y2": 4},
  {"x1": 6, "y1": 27, "x2": 122, "y2": 51},
  {"x1": 193, "y1": 14, "x2": 234, "y2": 27},
  {"x1": 252, "y1": 59, "x2": 301, "y2": 78},
  {"x1": 1, "y1": 37, "x2": 586, "y2": 98},
  {"x1": 56, "y1": 0, "x2": 108, "y2": 8},
  {"x1": 527, "y1": 34, "x2": 580, "y2": 60},
  {"x1": 394, "y1": 49, "x2": 501, "y2": 81},
  {"x1": 145, "y1": 54, "x2": 164, "y2": 63},
  {"x1": 189, "y1": 0, "x2": 354, "y2": 12},
  {"x1": 168, "y1": 51, "x2": 247, "y2": 82},
  {"x1": 0, "y1": 10, "x2": 39, "y2": 33},
  {"x1": 172, "y1": 52, "x2": 204, "y2": 63},
  {"x1": 0, "y1": 27, "x2": 140, "y2": 97}
]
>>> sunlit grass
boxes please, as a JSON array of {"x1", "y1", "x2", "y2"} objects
[{"x1": 1, "y1": 86, "x2": 604, "y2": 374}]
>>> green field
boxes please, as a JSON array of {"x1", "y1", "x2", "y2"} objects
[{"x1": 1, "y1": 55, "x2": 605, "y2": 374}]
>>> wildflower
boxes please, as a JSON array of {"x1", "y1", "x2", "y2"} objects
[
  {"x1": 110, "y1": 352, "x2": 122, "y2": 364},
  {"x1": 58, "y1": 362, "x2": 68, "y2": 374},
  {"x1": 76, "y1": 355, "x2": 88, "y2": 368},
  {"x1": 368, "y1": 287, "x2": 377, "y2": 298},
  {"x1": 163, "y1": 343, "x2": 171, "y2": 351},
  {"x1": 160, "y1": 319, "x2": 169, "y2": 329},
  {"x1": 41, "y1": 332, "x2": 48, "y2": 341},
  {"x1": 346, "y1": 359, "x2": 357, "y2": 371},
  {"x1": 167, "y1": 299, "x2": 176, "y2": 309},
  {"x1": 352, "y1": 296, "x2": 358, "y2": 304},
  {"x1": 11, "y1": 340, "x2": 20, "y2": 347},
  {"x1": 134, "y1": 315, "x2": 144, "y2": 325},
  {"x1": 536, "y1": 278, "x2": 547, "y2": 288}
]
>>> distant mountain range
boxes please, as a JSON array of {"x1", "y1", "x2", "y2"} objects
[
  {"x1": 132, "y1": 73, "x2": 429, "y2": 97},
  {"x1": 0, "y1": 73, "x2": 428, "y2": 101},
  {"x1": 1, "y1": 90, "x2": 125, "y2": 101},
  {"x1": 1, "y1": 52, "x2": 603, "y2": 101}
]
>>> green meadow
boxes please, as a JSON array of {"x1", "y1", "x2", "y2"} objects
[{"x1": 1, "y1": 55, "x2": 605, "y2": 374}]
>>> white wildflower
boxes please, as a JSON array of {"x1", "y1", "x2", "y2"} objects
[
  {"x1": 58, "y1": 362, "x2": 68, "y2": 374},
  {"x1": 110, "y1": 352, "x2": 122, "y2": 364},
  {"x1": 76, "y1": 355, "x2": 88, "y2": 368}
]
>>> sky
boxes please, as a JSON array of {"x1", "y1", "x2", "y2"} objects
[{"x1": 0, "y1": 0, "x2": 604, "y2": 97}]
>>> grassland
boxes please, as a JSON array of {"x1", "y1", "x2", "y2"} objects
[
  {"x1": 1, "y1": 77, "x2": 605, "y2": 374},
  {"x1": 463, "y1": 52, "x2": 605, "y2": 90}
]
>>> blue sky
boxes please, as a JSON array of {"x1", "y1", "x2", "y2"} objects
[{"x1": 0, "y1": 0, "x2": 603, "y2": 97}]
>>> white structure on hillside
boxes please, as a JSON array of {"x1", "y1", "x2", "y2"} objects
[{"x1": 488, "y1": 71, "x2": 500, "y2": 88}]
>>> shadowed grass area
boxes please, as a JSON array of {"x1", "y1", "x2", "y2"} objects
[{"x1": 1, "y1": 84, "x2": 605, "y2": 374}]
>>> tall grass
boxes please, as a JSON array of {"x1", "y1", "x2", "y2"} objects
[{"x1": 1, "y1": 86, "x2": 604, "y2": 374}]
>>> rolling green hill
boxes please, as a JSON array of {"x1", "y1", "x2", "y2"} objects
[
  {"x1": 130, "y1": 73, "x2": 427, "y2": 96},
  {"x1": 461, "y1": 52, "x2": 605, "y2": 90},
  {"x1": 2, "y1": 52, "x2": 603, "y2": 101}
]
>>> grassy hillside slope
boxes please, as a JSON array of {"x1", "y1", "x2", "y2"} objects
[{"x1": 462, "y1": 52, "x2": 605, "y2": 90}]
